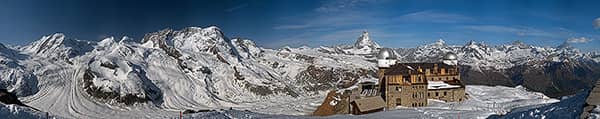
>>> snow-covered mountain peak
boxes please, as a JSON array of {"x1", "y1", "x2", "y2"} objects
[
  {"x1": 21, "y1": 33, "x2": 66, "y2": 52},
  {"x1": 98, "y1": 37, "x2": 116, "y2": 46},
  {"x1": 200, "y1": 26, "x2": 224, "y2": 37},
  {"x1": 427, "y1": 39, "x2": 447, "y2": 48},
  {"x1": 170, "y1": 26, "x2": 231, "y2": 53},
  {"x1": 333, "y1": 31, "x2": 382, "y2": 55},
  {"x1": 464, "y1": 40, "x2": 478, "y2": 49},
  {"x1": 510, "y1": 40, "x2": 531, "y2": 49},
  {"x1": 140, "y1": 29, "x2": 173, "y2": 48},
  {"x1": 231, "y1": 38, "x2": 263, "y2": 59},
  {"x1": 118, "y1": 36, "x2": 133, "y2": 43},
  {"x1": 0, "y1": 25, "x2": 598, "y2": 118},
  {"x1": 20, "y1": 33, "x2": 94, "y2": 59},
  {"x1": 436, "y1": 39, "x2": 446, "y2": 44},
  {"x1": 354, "y1": 31, "x2": 380, "y2": 49}
]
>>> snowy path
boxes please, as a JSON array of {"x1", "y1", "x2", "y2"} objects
[{"x1": 19, "y1": 64, "x2": 179, "y2": 119}]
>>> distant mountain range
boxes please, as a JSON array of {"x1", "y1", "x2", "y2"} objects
[{"x1": 0, "y1": 26, "x2": 599, "y2": 118}]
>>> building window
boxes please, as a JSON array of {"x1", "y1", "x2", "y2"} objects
[
  {"x1": 435, "y1": 92, "x2": 438, "y2": 96},
  {"x1": 444, "y1": 92, "x2": 447, "y2": 96}
]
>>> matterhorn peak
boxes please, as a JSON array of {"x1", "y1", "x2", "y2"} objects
[{"x1": 354, "y1": 31, "x2": 380, "y2": 49}]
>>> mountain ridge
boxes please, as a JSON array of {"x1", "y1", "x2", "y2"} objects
[{"x1": 0, "y1": 25, "x2": 598, "y2": 118}]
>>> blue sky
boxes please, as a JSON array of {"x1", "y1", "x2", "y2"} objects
[{"x1": 1, "y1": 0, "x2": 599, "y2": 52}]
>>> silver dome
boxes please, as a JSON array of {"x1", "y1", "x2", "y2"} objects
[
  {"x1": 443, "y1": 52, "x2": 457, "y2": 60},
  {"x1": 377, "y1": 48, "x2": 397, "y2": 59}
]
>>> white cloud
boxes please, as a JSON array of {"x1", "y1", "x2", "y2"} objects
[
  {"x1": 566, "y1": 37, "x2": 592, "y2": 44},
  {"x1": 594, "y1": 17, "x2": 600, "y2": 29},
  {"x1": 396, "y1": 10, "x2": 473, "y2": 23}
]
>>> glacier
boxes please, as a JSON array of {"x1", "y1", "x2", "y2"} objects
[{"x1": 0, "y1": 26, "x2": 599, "y2": 119}]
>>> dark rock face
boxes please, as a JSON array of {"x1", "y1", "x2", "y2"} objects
[
  {"x1": 295, "y1": 65, "x2": 376, "y2": 92},
  {"x1": 461, "y1": 61, "x2": 600, "y2": 98},
  {"x1": 82, "y1": 69, "x2": 163, "y2": 105},
  {"x1": 580, "y1": 78, "x2": 600, "y2": 118},
  {"x1": 141, "y1": 29, "x2": 182, "y2": 59},
  {"x1": 243, "y1": 82, "x2": 299, "y2": 97},
  {"x1": 293, "y1": 54, "x2": 315, "y2": 63},
  {"x1": 0, "y1": 89, "x2": 27, "y2": 107},
  {"x1": 460, "y1": 66, "x2": 515, "y2": 87},
  {"x1": 100, "y1": 61, "x2": 119, "y2": 69}
]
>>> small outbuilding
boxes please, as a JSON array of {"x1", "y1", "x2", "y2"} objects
[{"x1": 350, "y1": 96, "x2": 386, "y2": 115}]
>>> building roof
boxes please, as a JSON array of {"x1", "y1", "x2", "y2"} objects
[
  {"x1": 443, "y1": 52, "x2": 458, "y2": 60},
  {"x1": 384, "y1": 63, "x2": 458, "y2": 75},
  {"x1": 377, "y1": 48, "x2": 397, "y2": 60},
  {"x1": 352, "y1": 96, "x2": 386, "y2": 112},
  {"x1": 428, "y1": 81, "x2": 461, "y2": 90}
]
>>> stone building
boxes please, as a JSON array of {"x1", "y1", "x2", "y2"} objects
[
  {"x1": 313, "y1": 48, "x2": 466, "y2": 115},
  {"x1": 376, "y1": 48, "x2": 465, "y2": 109},
  {"x1": 348, "y1": 82, "x2": 386, "y2": 115}
]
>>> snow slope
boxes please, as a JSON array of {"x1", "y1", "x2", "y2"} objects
[
  {"x1": 0, "y1": 103, "x2": 59, "y2": 119},
  {"x1": 183, "y1": 85, "x2": 559, "y2": 119},
  {"x1": 488, "y1": 91, "x2": 587, "y2": 119},
  {"x1": 0, "y1": 26, "x2": 596, "y2": 119},
  {"x1": 4, "y1": 26, "x2": 375, "y2": 118}
]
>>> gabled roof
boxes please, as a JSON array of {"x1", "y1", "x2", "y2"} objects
[{"x1": 352, "y1": 96, "x2": 385, "y2": 112}]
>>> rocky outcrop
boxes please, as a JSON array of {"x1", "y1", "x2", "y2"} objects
[
  {"x1": 581, "y1": 80, "x2": 600, "y2": 118},
  {"x1": 82, "y1": 68, "x2": 163, "y2": 106},
  {"x1": 295, "y1": 65, "x2": 375, "y2": 92},
  {"x1": 0, "y1": 89, "x2": 27, "y2": 107},
  {"x1": 460, "y1": 61, "x2": 600, "y2": 98},
  {"x1": 141, "y1": 29, "x2": 182, "y2": 58}
]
